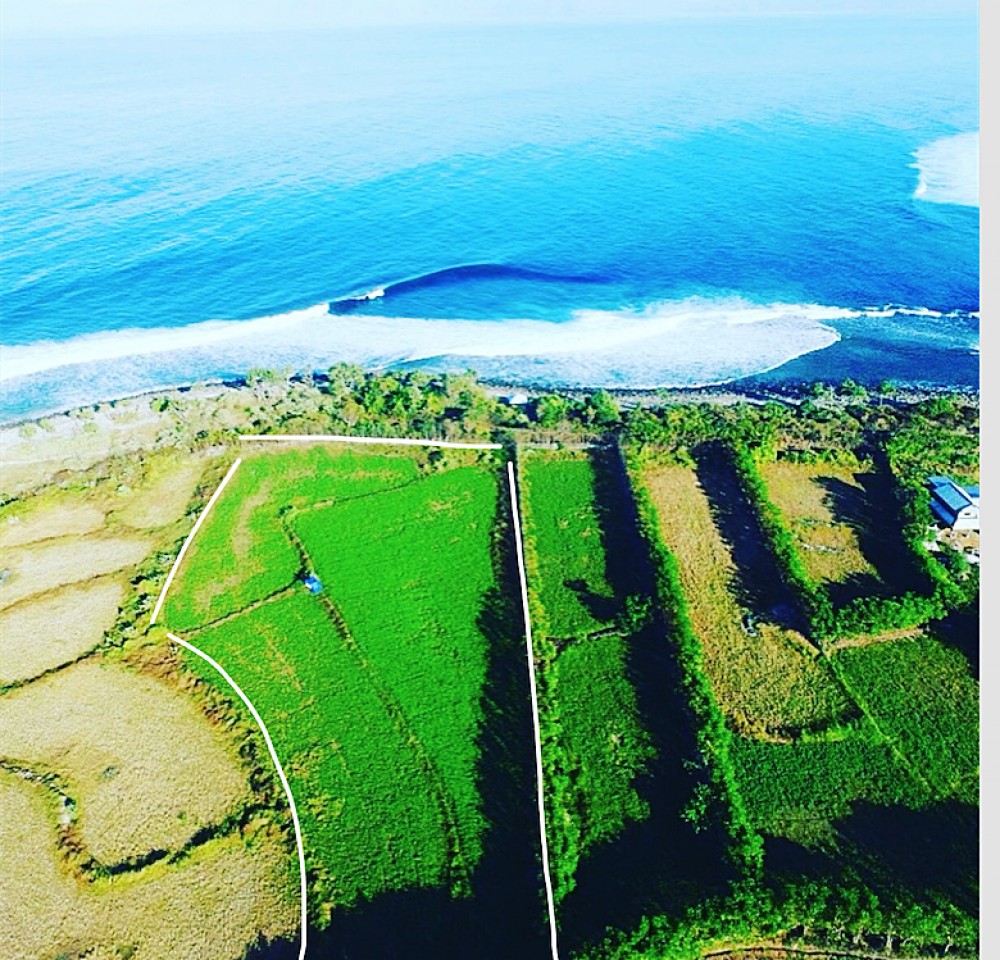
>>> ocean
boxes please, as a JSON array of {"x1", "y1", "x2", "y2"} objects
[{"x1": 0, "y1": 16, "x2": 979, "y2": 421}]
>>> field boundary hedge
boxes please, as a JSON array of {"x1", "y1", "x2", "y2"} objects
[
  {"x1": 622, "y1": 443, "x2": 764, "y2": 879},
  {"x1": 728, "y1": 444, "x2": 950, "y2": 642}
]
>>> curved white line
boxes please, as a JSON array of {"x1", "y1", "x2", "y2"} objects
[
  {"x1": 150, "y1": 458, "x2": 243, "y2": 626},
  {"x1": 240, "y1": 434, "x2": 501, "y2": 450},
  {"x1": 506, "y1": 461, "x2": 561, "y2": 960},
  {"x1": 167, "y1": 631, "x2": 308, "y2": 960}
]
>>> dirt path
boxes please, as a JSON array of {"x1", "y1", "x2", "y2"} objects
[{"x1": 826, "y1": 627, "x2": 924, "y2": 652}]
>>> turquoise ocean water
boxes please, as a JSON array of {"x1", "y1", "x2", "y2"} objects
[{"x1": 0, "y1": 17, "x2": 979, "y2": 420}]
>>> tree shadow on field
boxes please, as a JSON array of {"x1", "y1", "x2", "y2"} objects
[
  {"x1": 931, "y1": 607, "x2": 980, "y2": 681},
  {"x1": 250, "y1": 481, "x2": 550, "y2": 960},
  {"x1": 692, "y1": 442, "x2": 801, "y2": 630},
  {"x1": 764, "y1": 799, "x2": 979, "y2": 919},
  {"x1": 553, "y1": 444, "x2": 734, "y2": 956},
  {"x1": 814, "y1": 474, "x2": 894, "y2": 604},
  {"x1": 564, "y1": 578, "x2": 618, "y2": 623},
  {"x1": 824, "y1": 449, "x2": 926, "y2": 598}
]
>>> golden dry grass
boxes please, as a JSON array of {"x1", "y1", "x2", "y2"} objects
[
  {"x1": 115, "y1": 457, "x2": 205, "y2": 531},
  {"x1": 0, "y1": 535, "x2": 151, "y2": 611},
  {"x1": 760, "y1": 461, "x2": 878, "y2": 585},
  {"x1": 0, "y1": 500, "x2": 106, "y2": 548},
  {"x1": 642, "y1": 463, "x2": 853, "y2": 737},
  {"x1": 0, "y1": 578, "x2": 124, "y2": 685},
  {"x1": 0, "y1": 772, "x2": 297, "y2": 960},
  {"x1": 0, "y1": 660, "x2": 250, "y2": 865}
]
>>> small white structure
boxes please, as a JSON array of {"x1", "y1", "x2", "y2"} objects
[{"x1": 927, "y1": 476, "x2": 980, "y2": 531}]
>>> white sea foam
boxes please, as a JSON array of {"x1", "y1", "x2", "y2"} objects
[
  {"x1": 912, "y1": 132, "x2": 979, "y2": 207},
  {"x1": 1, "y1": 294, "x2": 979, "y2": 421},
  {"x1": 0, "y1": 297, "x2": 850, "y2": 397}
]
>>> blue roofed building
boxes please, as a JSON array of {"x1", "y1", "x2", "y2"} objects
[{"x1": 927, "y1": 476, "x2": 980, "y2": 531}]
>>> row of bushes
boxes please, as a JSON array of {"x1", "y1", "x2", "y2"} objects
[
  {"x1": 728, "y1": 443, "x2": 835, "y2": 637},
  {"x1": 728, "y1": 443, "x2": 963, "y2": 641},
  {"x1": 624, "y1": 447, "x2": 764, "y2": 880},
  {"x1": 584, "y1": 873, "x2": 979, "y2": 960}
]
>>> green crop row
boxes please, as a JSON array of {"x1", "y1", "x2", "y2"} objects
[
  {"x1": 832, "y1": 637, "x2": 979, "y2": 804},
  {"x1": 518, "y1": 451, "x2": 654, "y2": 904}
]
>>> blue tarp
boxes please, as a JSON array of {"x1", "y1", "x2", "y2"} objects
[{"x1": 302, "y1": 574, "x2": 323, "y2": 594}]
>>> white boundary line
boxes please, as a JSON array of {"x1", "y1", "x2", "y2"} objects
[
  {"x1": 506, "y1": 461, "x2": 560, "y2": 960},
  {"x1": 240, "y1": 434, "x2": 501, "y2": 450},
  {"x1": 168, "y1": 631, "x2": 308, "y2": 960},
  {"x1": 149, "y1": 457, "x2": 243, "y2": 626}
]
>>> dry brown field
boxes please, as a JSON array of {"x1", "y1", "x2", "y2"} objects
[
  {"x1": 0, "y1": 771, "x2": 297, "y2": 960},
  {"x1": 0, "y1": 534, "x2": 152, "y2": 610},
  {"x1": 115, "y1": 456, "x2": 206, "y2": 530},
  {"x1": 0, "y1": 578, "x2": 124, "y2": 685},
  {"x1": 0, "y1": 660, "x2": 251, "y2": 865},
  {"x1": 759, "y1": 461, "x2": 879, "y2": 586},
  {"x1": 641, "y1": 462, "x2": 853, "y2": 738},
  {"x1": 0, "y1": 499, "x2": 106, "y2": 548}
]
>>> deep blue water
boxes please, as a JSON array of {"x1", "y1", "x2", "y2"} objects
[{"x1": 0, "y1": 18, "x2": 979, "y2": 419}]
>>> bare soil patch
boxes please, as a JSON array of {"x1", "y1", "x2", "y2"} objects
[{"x1": 0, "y1": 577, "x2": 124, "y2": 685}]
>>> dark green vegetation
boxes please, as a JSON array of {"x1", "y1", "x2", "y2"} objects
[
  {"x1": 165, "y1": 444, "x2": 551, "y2": 958},
  {"x1": 141, "y1": 371, "x2": 976, "y2": 960},
  {"x1": 605, "y1": 391, "x2": 978, "y2": 960},
  {"x1": 520, "y1": 446, "x2": 737, "y2": 955},
  {"x1": 519, "y1": 451, "x2": 654, "y2": 899}
]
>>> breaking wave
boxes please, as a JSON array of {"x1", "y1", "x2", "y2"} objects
[
  {"x1": 329, "y1": 263, "x2": 610, "y2": 312},
  {"x1": 0, "y1": 294, "x2": 979, "y2": 422},
  {"x1": 1, "y1": 295, "x2": 852, "y2": 419},
  {"x1": 912, "y1": 132, "x2": 979, "y2": 207}
]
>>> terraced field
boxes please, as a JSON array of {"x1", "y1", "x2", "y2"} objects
[{"x1": 0, "y1": 447, "x2": 297, "y2": 960}]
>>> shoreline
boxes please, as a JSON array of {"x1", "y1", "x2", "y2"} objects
[{"x1": 0, "y1": 367, "x2": 981, "y2": 432}]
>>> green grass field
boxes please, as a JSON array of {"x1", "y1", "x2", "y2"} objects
[
  {"x1": 520, "y1": 450, "x2": 653, "y2": 901},
  {"x1": 164, "y1": 446, "x2": 503, "y2": 917},
  {"x1": 167, "y1": 447, "x2": 422, "y2": 630},
  {"x1": 732, "y1": 728, "x2": 931, "y2": 845},
  {"x1": 832, "y1": 637, "x2": 979, "y2": 804},
  {"x1": 188, "y1": 592, "x2": 452, "y2": 908}
]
